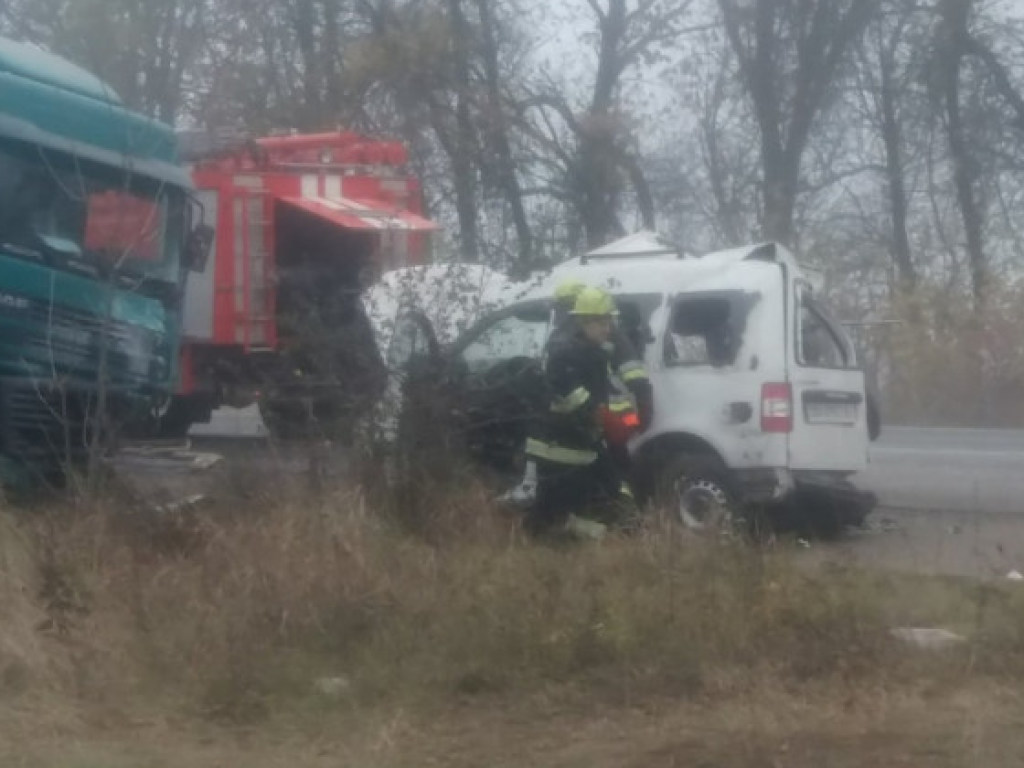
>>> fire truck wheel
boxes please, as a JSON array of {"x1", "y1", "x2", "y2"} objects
[
  {"x1": 257, "y1": 399, "x2": 303, "y2": 440},
  {"x1": 156, "y1": 397, "x2": 202, "y2": 439}
]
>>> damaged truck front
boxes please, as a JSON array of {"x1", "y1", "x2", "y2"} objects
[{"x1": 0, "y1": 38, "x2": 207, "y2": 486}]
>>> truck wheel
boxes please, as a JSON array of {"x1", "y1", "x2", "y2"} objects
[
  {"x1": 258, "y1": 399, "x2": 303, "y2": 440},
  {"x1": 655, "y1": 452, "x2": 738, "y2": 533},
  {"x1": 156, "y1": 397, "x2": 197, "y2": 439},
  {"x1": 866, "y1": 389, "x2": 882, "y2": 442}
]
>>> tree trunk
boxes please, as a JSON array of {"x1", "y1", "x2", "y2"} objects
[
  {"x1": 322, "y1": 0, "x2": 344, "y2": 114},
  {"x1": 444, "y1": 0, "x2": 480, "y2": 262},
  {"x1": 761, "y1": 147, "x2": 798, "y2": 244},
  {"x1": 293, "y1": 0, "x2": 324, "y2": 129},
  {"x1": 620, "y1": 151, "x2": 655, "y2": 231},
  {"x1": 719, "y1": 0, "x2": 879, "y2": 248},
  {"x1": 580, "y1": 0, "x2": 628, "y2": 248},
  {"x1": 879, "y1": 51, "x2": 915, "y2": 290},
  {"x1": 474, "y1": 0, "x2": 533, "y2": 264},
  {"x1": 939, "y1": 0, "x2": 986, "y2": 310}
]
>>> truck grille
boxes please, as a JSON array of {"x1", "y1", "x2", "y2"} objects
[
  {"x1": 0, "y1": 296, "x2": 169, "y2": 389},
  {"x1": 0, "y1": 379, "x2": 93, "y2": 467}
]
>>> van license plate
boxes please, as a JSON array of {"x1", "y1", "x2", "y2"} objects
[{"x1": 806, "y1": 402, "x2": 857, "y2": 424}]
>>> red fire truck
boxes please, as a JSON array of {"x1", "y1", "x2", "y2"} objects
[{"x1": 162, "y1": 131, "x2": 438, "y2": 438}]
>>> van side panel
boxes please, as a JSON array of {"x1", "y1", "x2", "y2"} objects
[{"x1": 641, "y1": 263, "x2": 789, "y2": 470}]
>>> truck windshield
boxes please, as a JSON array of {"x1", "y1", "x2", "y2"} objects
[{"x1": 0, "y1": 141, "x2": 183, "y2": 284}]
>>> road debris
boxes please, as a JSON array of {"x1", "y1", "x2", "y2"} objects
[
  {"x1": 1006, "y1": 570, "x2": 1024, "y2": 582},
  {"x1": 890, "y1": 627, "x2": 966, "y2": 651},
  {"x1": 566, "y1": 515, "x2": 607, "y2": 541},
  {"x1": 313, "y1": 676, "x2": 352, "y2": 698},
  {"x1": 113, "y1": 442, "x2": 223, "y2": 472},
  {"x1": 152, "y1": 494, "x2": 207, "y2": 515}
]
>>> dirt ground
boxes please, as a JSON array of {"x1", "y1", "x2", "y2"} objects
[{"x1": 4, "y1": 680, "x2": 1024, "y2": 767}]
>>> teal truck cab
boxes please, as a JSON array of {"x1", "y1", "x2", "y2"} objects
[{"x1": 0, "y1": 38, "x2": 207, "y2": 484}]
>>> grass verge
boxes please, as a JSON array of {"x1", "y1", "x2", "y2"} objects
[{"x1": 2, "y1": 477, "x2": 1024, "y2": 764}]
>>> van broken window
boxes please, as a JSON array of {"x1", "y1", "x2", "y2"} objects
[
  {"x1": 797, "y1": 294, "x2": 854, "y2": 369},
  {"x1": 665, "y1": 291, "x2": 759, "y2": 368}
]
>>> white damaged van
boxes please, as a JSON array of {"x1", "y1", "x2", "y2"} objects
[{"x1": 386, "y1": 233, "x2": 878, "y2": 532}]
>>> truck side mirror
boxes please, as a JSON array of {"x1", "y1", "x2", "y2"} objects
[{"x1": 185, "y1": 224, "x2": 214, "y2": 272}]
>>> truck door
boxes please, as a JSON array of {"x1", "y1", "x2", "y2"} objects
[{"x1": 786, "y1": 282, "x2": 869, "y2": 472}]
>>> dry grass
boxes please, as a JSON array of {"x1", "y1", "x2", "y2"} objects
[{"x1": 3, "y1": 478, "x2": 1024, "y2": 764}]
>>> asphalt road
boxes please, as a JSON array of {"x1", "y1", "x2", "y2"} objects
[
  {"x1": 190, "y1": 410, "x2": 1024, "y2": 516},
  {"x1": 862, "y1": 426, "x2": 1024, "y2": 514},
  {"x1": 122, "y1": 414, "x2": 1024, "y2": 579}
]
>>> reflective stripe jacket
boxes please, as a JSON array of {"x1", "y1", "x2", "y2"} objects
[
  {"x1": 608, "y1": 326, "x2": 654, "y2": 432},
  {"x1": 527, "y1": 329, "x2": 610, "y2": 466}
]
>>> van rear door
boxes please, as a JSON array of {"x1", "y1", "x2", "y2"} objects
[{"x1": 786, "y1": 283, "x2": 869, "y2": 472}]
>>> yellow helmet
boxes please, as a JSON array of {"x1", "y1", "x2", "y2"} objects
[
  {"x1": 554, "y1": 279, "x2": 586, "y2": 302},
  {"x1": 570, "y1": 286, "x2": 618, "y2": 317}
]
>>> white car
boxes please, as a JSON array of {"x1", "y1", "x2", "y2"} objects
[{"x1": 387, "y1": 234, "x2": 878, "y2": 532}]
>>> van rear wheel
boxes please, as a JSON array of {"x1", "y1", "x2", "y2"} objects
[{"x1": 655, "y1": 453, "x2": 738, "y2": 533}]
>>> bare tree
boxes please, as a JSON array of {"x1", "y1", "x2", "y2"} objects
[
  {"x1": 931, "y1": 0, "x2": 987, "y2": 309},
  {"x1": 718, "y1": 0, "x2": 881, "y2": 246},
  {"x1": 2, "y1": 0, "x2": 207, "y2": 123},
  {"x1": 852, "y1": 2, "x2": 933, "y2": 291},
  {"x1": 522, "y1": 0, "x2": 695, "y2": 249},
  {"x1": 474, "y1": 0, "x2": 533, "y2": 264},
  {"x1": 443, "y1": 0, "x2": 482, "y2": 261}
]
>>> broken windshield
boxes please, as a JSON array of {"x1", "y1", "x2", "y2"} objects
[{"x1": 0, "y1": 139, "x2": 183, "y2": 285}]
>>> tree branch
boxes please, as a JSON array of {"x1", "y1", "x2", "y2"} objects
[
  {"x1": 585, "y1": 0, "x2": 606, "y2": 22},
  {"x1": 966, "y1": 37, "x2": 1024, "y2": 134}
]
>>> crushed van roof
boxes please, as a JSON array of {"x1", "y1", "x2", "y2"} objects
[
  {"x1": 585, "y1": 230, "x2": 680, "y2": 259},
  {"x1": 533, "y1": 242, "x2": 799, "y2": 300},
  {"x1": 364, "y1": 240, "x2": 807, "y2": 349}
]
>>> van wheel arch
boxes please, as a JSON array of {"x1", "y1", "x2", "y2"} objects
[
  {"x1": 635, "y1": 434, "x2": 740, "y2": 533},
  {"x1": 632, "y1": 432, "x2": 729, "y2": 499}
]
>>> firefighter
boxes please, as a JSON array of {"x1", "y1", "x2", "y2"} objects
[
  {"x1": 604, "y1": 302, "x2": 655, "y2": 478},
  {"x1": 505, "y1": 281, "x2": 654, "y2": 505},
  {"x1": 501, "y1": 279, "x2": 586, "y2": 504},
  {"x1": 524, "y1": 287, "x2": 635, "y2": 537}
]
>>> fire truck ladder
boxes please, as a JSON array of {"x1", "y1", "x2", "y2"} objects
[{"x1": 238, "y1": 188, "x2": 274, "y2": 352}]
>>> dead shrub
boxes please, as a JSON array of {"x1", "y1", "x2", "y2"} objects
[
  {"x1": 5, "y1": 483, "x2": 1022, "y2": 725},
  {"x1": 875, "y1": 280, "x2": 1024, "y2": 426}
]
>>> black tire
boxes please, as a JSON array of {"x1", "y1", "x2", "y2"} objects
[
  {"x1": 258, "y1": 398, "x2": 304, "y2": 440},
  {"x1": 866, "y1": 389, "x2": 882, "y2": 442},
  {"x1": 791, "y1": 480, "x2": 874, "y2": 540},
  {"x1": 156, "y1": 397, "x2": 197, "y2": 439},
  {"x1": 654, "y1": 452, "x2": 739, "y2": 533}
]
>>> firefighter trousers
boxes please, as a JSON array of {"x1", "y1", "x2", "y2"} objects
[
  {"x1": 608, "y1": 442, "x2": 633, "y2": 486},
  {"x1": 525, "y1": 450, "x2": 637, "y2": 537}
]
